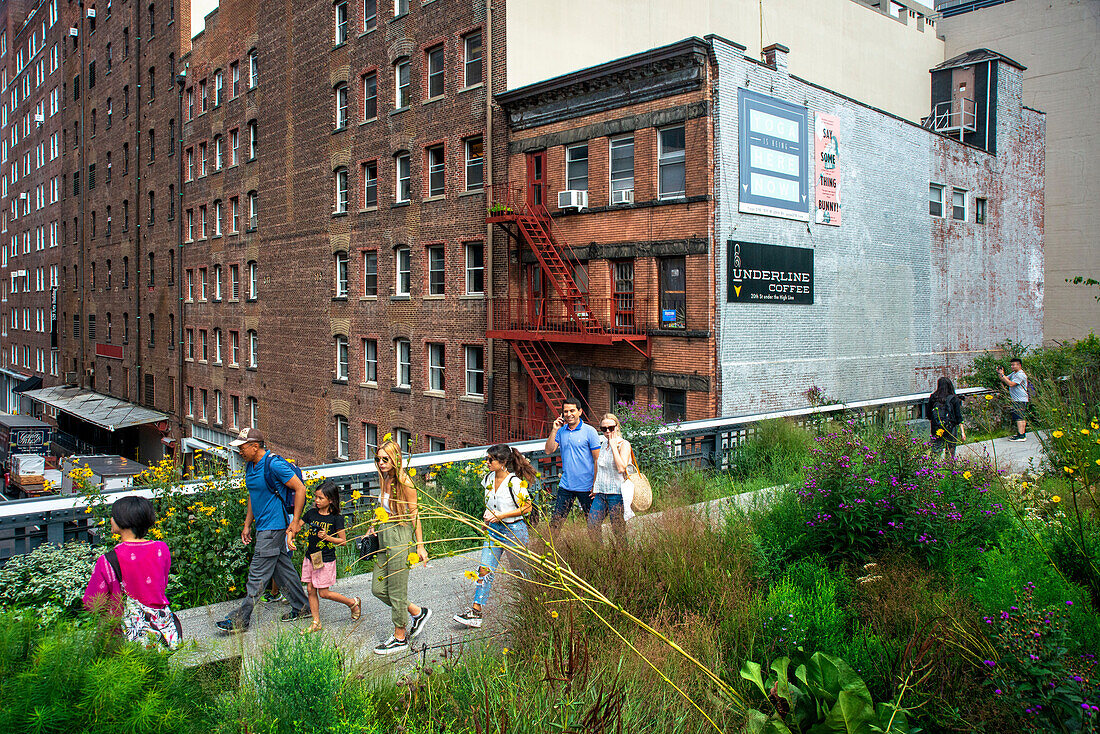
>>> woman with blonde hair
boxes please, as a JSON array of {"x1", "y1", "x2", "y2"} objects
[
  {"x1": 367, "y1": 440, "x2": 431, "y2": 654},
  {"x1": 588, "y1": 413, "x2": 632, "y2": 544}
]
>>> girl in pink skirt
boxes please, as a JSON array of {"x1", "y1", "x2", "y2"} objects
[{"x1": 300, "y1": 480, "x2": 360, "y2": 633}]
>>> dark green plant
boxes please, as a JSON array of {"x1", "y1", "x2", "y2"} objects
[
  {"x1": 758, "y1": 559, "x2": 853, "y2": 663},
  {"x1": 730, "y1": 418, "x2": 812, "y2": 484},
  {"x1": 0, "y1": 541, "x2": 99, "y2": 625},
  {"x1": 740, "y1": 650, "x2": 919, "y2": 733}
]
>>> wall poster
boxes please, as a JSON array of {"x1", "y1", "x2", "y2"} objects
[{"x1": 814, "y1": 113, "x2": 841, "y2": 225}]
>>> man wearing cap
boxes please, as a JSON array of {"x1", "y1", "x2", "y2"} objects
[{"x1": 216, "y1": 428, "x2": 311, "y2": 633}]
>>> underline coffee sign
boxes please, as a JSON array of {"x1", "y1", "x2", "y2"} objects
[
  {"x1": 738, "y1": 89, "x2": 810, "y2": 221},
  {"x1": 727, "y1": 241, "x2": 814, "y2": 305},
  {"x1": 815, "y1": 113, "x2": 841, "y2": 226}
]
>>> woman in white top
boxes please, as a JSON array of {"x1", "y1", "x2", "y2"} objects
[
  {"x1": 588, "y1": 413, "x2": 632, "y2": 544},
  {"x1": 454, "y1": 443, "x2": 537, "y2": 628}
]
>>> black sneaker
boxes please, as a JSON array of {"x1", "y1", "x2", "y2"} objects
[
  {"x1": 453, "y1": 608, "x2": 482, "y2": 628},
  {"x1": 280, "y1": 608, "x2": 310, "y2": 622},
  {"x1": 373, "y1": 635, "x2": 409, "y2": 655},
  {"x1": 408, "y1": 607, "x2": 433, "y2": 639},
  {"x1": 215, "y1": 618, "x2": 247, "y2": 634},
  {"x1": 1009, "y1": 434, "x2": 1026, "y2": 442},
  {"x1": 262, "y1": 589, "x2": 285, "y2": 603}
]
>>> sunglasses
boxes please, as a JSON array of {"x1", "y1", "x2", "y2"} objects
[{"x1": 600, "y1": 425, "x2": 617, "y2": 433}]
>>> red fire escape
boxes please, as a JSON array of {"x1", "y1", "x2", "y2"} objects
[{"x1": 485, "y1": 181, "x2": 650, "y2": 443}]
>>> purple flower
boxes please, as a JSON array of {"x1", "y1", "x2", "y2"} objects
[
  {"x1": 984, "y1": 660, "x2": 996, "y2": 667},
  {"x1": 1066, "y1": 601, "x2": 1074, "y2": 606},
  {"x1": 995, "y1": 689, "x2": 1003, "y2": 695}
]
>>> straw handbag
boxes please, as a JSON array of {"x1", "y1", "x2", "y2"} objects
[{"x1": 625, "y1": 447, "x2": 652, "y2": 512}]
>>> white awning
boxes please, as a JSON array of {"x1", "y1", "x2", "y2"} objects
[{"x1": 22, "y1": 385, "x2": 168, "y2": 432}]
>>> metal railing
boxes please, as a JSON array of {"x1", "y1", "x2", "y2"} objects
[
  {"x1": 0, "y1": 388, "x2": 986, "y2": 563},
  {"x1": 928, "y1": 97, "x2": 976, "y2": 134},
  {"x1": 489, "y1": 295, "x2": 653, "y2": 337},
  {"x1": 487, "y1": 411, "x2": 549, "y2": 444}
]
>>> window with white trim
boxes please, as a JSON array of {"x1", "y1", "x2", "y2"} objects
[
  {"x1": 395, "y1": 338, "x2": 410, "y2": 387},
  {"x1": 427, "y1": 343, "x2": 444, "y2": 392},
  {"x1": 395, "y1": 246, "x2": 410, "y2": 295},
  {"x1": 465, "y1": 345, "x2": 484, "y2": 396},
  {"x1": 463, "y1": 31, "x2": 482, "y2": 87},
  {"x1": 394, "y1": 59, "x2": 410, "y2": 109},
  {"x1": 658, "y1": 125, "x2": 686, "y2": 199}
]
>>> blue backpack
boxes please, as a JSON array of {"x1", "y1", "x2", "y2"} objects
[{"x1": 262, "y1": 452, "x2": 304, "y2": 516}]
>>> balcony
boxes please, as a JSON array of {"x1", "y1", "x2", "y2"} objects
[
  {"x1": 925, "y1": 97, "x2": 976, "y2": 136},
  {"x1": 487, "y1": 411, "x2": 548, "y2": 444},
  {"x1": 486, "y1": 184, "x2": 540, "y2": 222},
  {"x1": 486, "y1": 296, "x2": 653, "y2": 348}
]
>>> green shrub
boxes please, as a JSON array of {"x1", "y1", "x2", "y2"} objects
[
  {"x1": 0, "y1": 541, "x2": 98, "y2": 625},
  {"x1": 0, "y1": 612, "x2": 209, "y2": 733},
  {"x1": 729, "y1": 418, "x2": 812, "y2": 484},
  {"x1": 757, "y1": 559, "x2": 853, "y2": 662},
  {"x1": 748, "y1": 490, "x2": 811, "y2": 578}
]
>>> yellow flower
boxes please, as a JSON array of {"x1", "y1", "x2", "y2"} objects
[
  {"x1": 936, "y1": 428, "x2": 945, "y2": 437},
  {"x1": 1051, "y1": 495, "x2": 1061, "y2": 503},
  {"x1": 407, "y1": 552, "x2": 420, "y2": 565},
  {"x1": 220, "y1": 518, "x2": 229, "y2": 526},
  {"x1": 985, "y1": 394, "x2": 994, "y2": 401},
  {"x1": 1081, "y1": 429, "x2": 1090, "y2": 435},
  {"x1": 111, "y1": 533, "x2": 120, "y2": 541},
  {"x1": 550, "y1": 610, "x2": 559, "y2": 619},
  {"x1": 464, "y1": 570, "x2": 478, "y2": 580},
  {"x1": 383, "y1": 432, "x2": 393, "y2": 442},
  {"x1": 1053, "y1": 430, "x2": 1064, "y2": 438},
  {"x1": 407, "y1": 467, "x2": 417, "y2": 477},
  {"x1": 1064, "y1": 466, "x2": 1075, "y2": 474},
  {"x1": 374, "y1": 506, "x2": 390, "y2": 523},
  {"x1": 1092, "y1": 422, "x2": 1099, "y2": 430},
  {"x1": 519, "y1": 479, "x2": 529, "y2": 489},
  {"x1": 1096, "y1": 459, "x2": 1100, "y2": 466},
  {"x1": 228, "y1": 585, "x2": 237, "y2": 592},
  {"x1": 351, "y1": 490, "x2": 362, "y2": 501},
  {"x1": 502, "y1": 648, "x2": 509, "y2": 655},
  {"x1": 1021, "y1": 481, "x2": 1028, "y2": 489},
  {"x1": 84, "y1": 507, "x2": 92, "y2": 514},
  {"x1": 962, "y1": 471, "x2": 972, "y2": 480}
]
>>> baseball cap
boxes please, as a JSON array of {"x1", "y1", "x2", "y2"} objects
[{"x1": 229, "y1": 427, "x2": 265, "y2": 447}]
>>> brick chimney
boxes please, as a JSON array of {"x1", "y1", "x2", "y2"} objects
[{"x1": 762, "y1": 43, "x2": 790, "y2": 74}]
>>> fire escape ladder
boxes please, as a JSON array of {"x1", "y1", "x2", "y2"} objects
[
  {"x1": 510, "y1": 340, "x2": 570, "y2": 414},
  {"x1": 515, "y1": 213, "x2": 603, "y2": 335},
  {"x1": 531, "y1": 340, "x2": 593, "y2": 418}
]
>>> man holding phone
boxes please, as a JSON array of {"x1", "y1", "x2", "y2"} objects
[{"x1": 545, "y1": 399, "x2": 601, "y2": 530}]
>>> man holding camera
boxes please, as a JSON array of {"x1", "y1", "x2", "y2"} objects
[
  {"x1": 545, "y1": 399, "x2": 600, "y2": 530},
  {"x1": 997, "y1": 358, "x2": 1030, "y2": 441}
]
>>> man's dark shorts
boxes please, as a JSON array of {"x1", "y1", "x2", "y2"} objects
[{"x1": 1010, "y1": 401, "x2": 1028, "y2": 422}]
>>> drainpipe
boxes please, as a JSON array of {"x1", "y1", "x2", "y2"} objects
[
  {"x1": 484, "y1": 0, "x2": 495, "y2": 431},
  {"x1": 133, "y1": 1, "x2": 144, "y2": 404},
  {"x1": 176, "y1": 69, "x2": 186, "y2": 437},
  {"x1": 78, "y1": 3, "x2": 87, "y2": 388}
]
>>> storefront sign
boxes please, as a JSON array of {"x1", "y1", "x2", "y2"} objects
[
  {"x1": 738, "y1": 89, "x2": 810, "y2": 221},
  {"x1": 814, "y1": 113, "x2": 841, "y2": 226},
  {"x1": 727, "y1": 241, "x2": 814, "y2": 305}
]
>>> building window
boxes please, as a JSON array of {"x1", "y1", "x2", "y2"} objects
[
  {"x1": 214, "y1": 390, "x2": 223, "y2": 424},
  {"x1": 200, "y1": 329, "x2": 209, "y2": 361},
  {"x1": 248, "y1": 397, "x2": 258, "y2": 428},
  {"x1": 658, "y1": 256, "x2": 686, "y2": 329},
  {"x1": 335, "y1": 336, "x2": 349, "y2": 380},
  {"x1": 248, "y1": 329, "x2": 258, "y2": 367},
  {"x1": 610, "y1": 382, "x2": 635, "y2": 409},
  {"x1": 213, "y1": 265, "x2": 222, "y2": 300},
  {"x1": 463, "y1": 31, "x2": 482, "y2": 87},
  {"x1": 186, "y1": 386, "x2": 194, "y2": 417},
  {"x1": 363, "y1": 251, "x2": 378, "y2": 296},
  {"x1": 395, "y1": 152, "x2": 411, "y2": 203},
  {"x1": 334, "y1": 0, "x2": 348, "y2": 45},
  {"x1": 929, "y1": 183, "x2": 944, "y2": 217},
  {"x1": 394, "y1": 59, "x2": 410, "y2": 109},
  {"x1": 465, "y1": 241, "x2": 484, "y2": 294},
  {"x1": 395, "y1": 338, "x2": 410, "y2": 387},
  {"x1": 612, "y1": 260, "x2": 635, "y2": 327},
  {"x1": 214, "y1": 69, "x2": 223, "y2": 106},
  {"x1": 363, "y1": 339, "x2": 378, "y2": 383},
  {"x1": 565, "y1": 143, "x2": 588, "y2": 191},
  {"x1": 230, "y1": 196, "x2": 239, "y2": 232},
  {"x1": 659, "y1": 388, "x2": 687, "y2": 422},
  {"x1": 230, "y1": 330, "x2": 240, "y2": 364},
  {"x1": 465, "y1": 137, "x2": 483, "y2": 191},
  {"x1": 362, "y1": 72, "x2": 377, "y2": 120},
  {"x1": 395, "y1": 429, "x2": 411, "y2": 454},
  {"x1": 248, "y1": 260, "x2": 258, "y2": 299},
  {"x1": 248, "y1": 191, "x2": 258, "y2": 229},
  {"x1": 230, "y1": 264, "x2": 240, "y2": 299},
  {"x1": 658, "y1": 125, "x2": 686, "y2": 199},
  {"x1": 335, "y1": 251, "x2": 349, "y2": 297},
  {"x1": 951, "y1": 188, "x2": 967, "y2": 221},
  {"x1": 230, "y1": 128, "x2": 240, "y2": 165},
  {"x1": 335, "y1": 415, "x2": 349, "y2": 459},
  {"x1": 394, "y1": 0, "x2": 408, "y2": 16},
  {"x1": 465, "y1": 345, "x2": 484, "y2": 397},
  {"x1": 334, "y1": 167, "x2": 349, "y2": 213},
  {"x1": 186, "y1": 328, "x2": 194, "y2": 359},
  {"x1": 214, "y1": 136, "x2": 223, "y2": 170},
  {"x1": 427, "y1": 244, "x2": 444, "y2": 295},
  {"x1": 248, "y1": 120, "x2": 258, "y2": 159},
  {"x1": 975, "y1": 197, "x2": 987, "y2": 224},
  {"x1": 395, "y1": 246, "x2": 411, "y2": 295},
  {"x1": 427, "y1": 343, "x2": 445, "y2": 392},
  {"x1": 610, "y1": 135, "x2": 634, "y2": 203},
  {"x1": 426, "y1": 45, "x2": 444, "y2": 98},
  {"x1": 249, "y1": 50, "x2": 258, "y2": 89},
  {"x1": 363, "y1": 161, "x2": 378, "y2": 208},
  {"x1": 426, "y1": 145, "x2": 444, "y2": 197},
  {"x1": 363, "y1": 0, "x2": 377, "y2": 31},
  {"x1": 230, "y1": 61, "x2": 240, "y2": 97},
  {"x1": 363, "y1": 423, "x2": 378, "y2": 459},
  {"x1": 213, "y1": 200, "x2": 222, "y2": 236},
  {"x1": 334, "y1": 83, "x2": 348, "y2": 129},
  {"x1": 213, "y1": 328, "x2": 222, "y2": 362}
]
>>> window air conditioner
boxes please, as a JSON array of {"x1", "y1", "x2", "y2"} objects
[
  {"x1": 612, "y1": 188, "x2": 634, "y2": 205},
  {"x1": 34, "y1": 113, "x2": 44, "y2": 124},
  {"x1": 557, "y1": 189, "x2": 588, "y2": 211}
]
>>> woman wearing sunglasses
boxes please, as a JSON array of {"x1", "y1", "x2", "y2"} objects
[
  {"x1": 588, "y1": 413, "x2": 632, "y2": 544},
  {"x1": 368, "y1": 440, "x2": 431, "y2": 655},
  {"x1": 453, "y1": 443, "x2": 537, "y2": 628}
]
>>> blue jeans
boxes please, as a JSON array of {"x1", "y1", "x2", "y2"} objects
[
  {"x1": 550, "y1": 488, "x2": 593, "y2": 529},
  {"x1": 588, "y1": 492, "x2": 627, "y2": 543},
  {"x1": 473, "y1": 520, "x2": 529, "y2": 607}
]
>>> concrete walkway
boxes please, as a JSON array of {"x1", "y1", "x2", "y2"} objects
[{"x1": 173, "y1": 432, "x2": 1045, "y2": 670}]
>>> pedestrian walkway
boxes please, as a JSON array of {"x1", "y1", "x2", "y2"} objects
[{"x1": 173, "y1": 432, "x2": 1046, "y2": 670}]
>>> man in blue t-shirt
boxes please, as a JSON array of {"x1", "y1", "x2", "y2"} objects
[
  {"x1": 216, "y1": 428, "x2": 311, "y2": 633},
  {"x1": 545, "y1": 399, "x2": 601, "y2": 530}
]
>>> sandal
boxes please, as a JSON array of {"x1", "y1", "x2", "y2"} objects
[
  {"x1": 350, "y1": 597, "x2": 362, "y2": 621},
  {"x1": 301, "y1": 620, "x2": 323, "y2": 635}
]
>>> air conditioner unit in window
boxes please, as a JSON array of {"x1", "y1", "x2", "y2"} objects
[
  {"x1": 18, "y1": 192, "x2": 26, "y2": 200},
  {"x1": 557, "y1": 189, "x2": 588, "y2": 211},
  {"x1": 34, "y1": 113, "x2": 44, "y2": 124},
  {"x1": 612, "y1": 188, "x2": 634, "y2": 205},
  {"x1": 64, "y1": 371, "x2": 77, "y2": 384}
]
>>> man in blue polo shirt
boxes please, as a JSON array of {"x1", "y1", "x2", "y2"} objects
[
  {"x1": 545, "y1": 399, "x2": 600, "y2": 530},
  {"x1": 216, "y1": 427, "x2": 311, "y2": 633}
]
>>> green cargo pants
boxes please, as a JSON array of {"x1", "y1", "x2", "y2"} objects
[{"x1": 372, "y1": 522, "x2": 413, "y2": 629}]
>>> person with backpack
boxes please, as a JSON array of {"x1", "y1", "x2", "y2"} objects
[
  {"x1": 453, "y1": 444, "x2": 537, "y2": 629},
  {"x1": 83, "y1": 496, "x2": 182, "y2": 649},
  {"x1": 926, "y1": 377, "x2": 966, "y2": 461},
  {"x1": 216, "y1": 427, "x2": 311, "y2": 633}
]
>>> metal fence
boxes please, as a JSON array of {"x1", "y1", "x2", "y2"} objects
[{"x1": 0, "y1": 388, "x2": 985, "y2": 564}]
